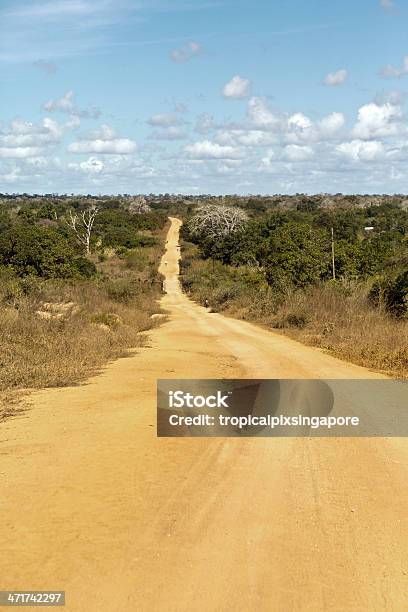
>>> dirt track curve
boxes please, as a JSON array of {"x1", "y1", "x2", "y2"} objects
[{"x1": 1, "y1": 217, "x2": 407, "y2": 611}]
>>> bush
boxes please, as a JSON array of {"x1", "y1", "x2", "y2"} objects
[
  {"x1": 0, "y1": 275, "x2": 42, "y2": 307},
  {"x1": 0, "y1": 226, "x2": 79, "y2": 278},
  {"x1": 263, "y1": 223, "x2": 330, "y2": 290},
  {"x1": 371, "y1": 271, "x2": 408, "y2": 317},
  {"x1": 389, "y1": 271, "x2": 408, "y2": 316},
  {"x1": 281, "y1": 313, "x2": 308, "y2": 328},
  {"x1": 72, "y1": 257, "x2": 97, "y2": 278},
  {"x1": 105, "y1": 278, "x2": 139, "y2": 303}
]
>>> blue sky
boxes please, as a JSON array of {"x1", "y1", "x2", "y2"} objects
[{"x1": 0, "y1": 0, "x2": 407, "y2": 194}]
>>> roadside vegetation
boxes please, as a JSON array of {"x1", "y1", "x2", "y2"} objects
[
  {"x1": 181, "y1": 200, "x2": 408, "y2": 377},
  {"x1": 1, "y1": 191, "x2": 407, "y2": 420},
  {"x1": 0, "y1": 196, "x2": 167, "y2": 419}
]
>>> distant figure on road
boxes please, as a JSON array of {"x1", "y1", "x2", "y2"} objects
[
  {"x1": 164, "y1": 260, "x2": 168, "y2": 265},
  {"x1": 204, "y1": 298, "x2": 209, "y2": 309}
]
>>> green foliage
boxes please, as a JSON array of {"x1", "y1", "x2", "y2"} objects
[
  {"x1": 370, "y1": 271, "x2": 408, "y2": 317},
  {"x1": 296, "y1": 197, "x2": 319, "y2": 213},
  {"x1": 104, "y1": 278, "x2": 140, "y2": 303},
  {"x1": 0, "y1": 272, "x2": 42, "y2": 307},
  {"x1": 262, "y1": 222, "x2": 330, "y2": 290},
  {"x1": 35, "y1": 202, "x2": 58, "y2": 221},
  {"x1": 358, "y1": 232, "x2": 403, "y2": 277},
  {"x1": 72, "y1": 257, "x2": 97, "y2": 278},
  {"x1": 95, "y1": 209, "x2": 160, "y2": 249},
  {"x1": 0, "y1": 226, "x2": 79, "y2": 278},
  {"x1": 185, "y1": 202, "x2": 408, "y2": 309},
  {"x1": 389, "y1": 270, "x2": 408, "y2": 316},
  {"x1": 0, "y1": 210, "x2": 12, "y2": 233},
  {"x1": 0, "y1": 226, "x2": 97, "y2": 279},
  {"x1": 17, "y1": 207, "x2": 35, "y2": 223}
]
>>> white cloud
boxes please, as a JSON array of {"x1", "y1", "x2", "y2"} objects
[
  {"x1": 0, "y1": 146, "x2": 42, "y2": 159},
  {"x1": 44, "y1": 90, "x2": 75, "y2": 113},
  {"x1": 147, "y1": 112, "x2": 186, "y2": 139},
  {"x1": 247, "y1": 97, "x2": 281, "y2": 129},
  {"x1": 184, "y1": 140, "x2": 242, "y2": 159},
  {"x1": 318, "y1": 112, "x2": 346, "y2": 135},
  {"x1": 286, "y1": 112, "x2": 313, "y2": 143},
  {"x1": 352, "y1": 102, "x2": 402, "y2": 139},
  {"x1": 375, "y1": 89, "x2": 406, "y2": 105},
  {"x1": 5, "y1": 82, "x2": 408, "y2": 194},
  {"x1": 68, "y1": 138, "x2": 136, "y2": 154},
  {"x1": 284, "y1": 111, "x2": 345, "y2": 145},
  {"x1": 92, "y1": 124, "x2": 116, "y2": 140},
  {"x1": 285, "y1": 113, "x2": 316, "y2": 144},
  {"x1": 43, "y1": 90, "x2": 100, "y2": 118},
  {"x1": 68, "y1": 124, "x2": 136, "y2": 154},
  {"x1": 0, "y1": 117, "x2": 64, "y2": 158},
  {"x1": 284, "y1": 144, "x2": 314, "y2": 161},
  {"x1": 194, "y1": 113, "x2": 215, "y2": 134},
  {"x1": 6, "y1": 117, "x2": 61, "y2": 141},
  {"x1": 147, "y1": 113, "x2": 180, "y2": 128},
  {"x1": 261, "y1": 149, "x2": 275, "y2": 168},
  {"x1": 42, "y1": 117, "x2": 64, "y2": 140},
  {"x1": 222, "y1": 75, "x2": 251, "y2": 99},
  {"x1": 336, "y1": 140, "x2": 385, "y2": 162},
  {"x1": 288, "y1": 113, "x2": 313, "y2": 131},
  {"x1": 65, "y1": 115, "x2": 81, "y2": 130},
  {"x1": 0, "y1": 166, "x2": 21, "y2": 183},
  {"x1": 150, "y1": 127, "x2": 187, "y2": 141},
  {"x1": 80, "y1": 157, "x2": 104, "y2": 174},
  {"x1": 323, "y1": 68, "x2": 348, "y2": 86},
  {"x1": 216, "y1": 129, "x2": 276, "y2": 147},
  {"x1": 170, "y1": 41, "x2": 201, "y2": 63},
  {"x1": 380, "y1": 56, "x2": 408, "y2": 78}
]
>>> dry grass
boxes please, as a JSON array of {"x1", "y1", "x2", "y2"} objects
[
  {"x1": 0, "y1": 241, "x2": 166, "y2": 420},
  {"x1": 182, "y1": 258, "x2": 408, "y2": 378},
  {"x1": 249, "y1": 282, "x2": 408, "y2": 377}
]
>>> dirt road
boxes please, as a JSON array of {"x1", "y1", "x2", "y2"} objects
[{"x1": 1, "y1": 218, "x2": 407, "y2": 611}]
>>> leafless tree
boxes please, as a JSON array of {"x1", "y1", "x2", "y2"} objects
[
  {"x1": 128, "y1": 196, "x2": 151, "y2": 214},
  {"x1": 65, "y1": 206, "x2": 99, "y2": 254},
  {"x1": 188, "y1": 204, "x2": 248, "y2": 240}
]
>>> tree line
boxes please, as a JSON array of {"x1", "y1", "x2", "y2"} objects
[{"x1": 183, "y1": 201, "x2": 408, "y2": 316}]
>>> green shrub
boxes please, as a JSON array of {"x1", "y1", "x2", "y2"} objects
[
  {"x1": 371, "y1": 271, "x2": 408, "y2": 317},
  {"x1": 72, "y1": 257, "x2": 97, "y2": 278},
  {"x1": 263, "y1": 223, "x2": 330, "y2": 290},
  {"x1": 390, "y1": 271, "x2": 408, "y2": 316},
  {"x1": 105, "y1": 278, "x2": 138, "y2": 303},
  {"x1": 0, "y1": 226, "x2": 78, "y2": 278}
]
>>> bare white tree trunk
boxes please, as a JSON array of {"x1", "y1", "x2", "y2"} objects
[{"x1": 65, "y1": 206, "x2": 99, "y2": 254}]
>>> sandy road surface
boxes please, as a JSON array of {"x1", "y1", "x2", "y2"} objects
[{"x1": 1, "y1": 218, "x2": 407, "y2": 611}]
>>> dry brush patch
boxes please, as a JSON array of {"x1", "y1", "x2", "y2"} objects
[{"x1": 0, "y1": 243, "x2": 165, "y2": 420}]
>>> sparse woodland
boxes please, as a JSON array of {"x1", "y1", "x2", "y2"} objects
[
  {"x1": 0, "y1": 192, "x2": 407, "y2": 417},
  {"x1": 0, "y1": 196, "x2": 168, "y2": 417},
  {"x1": 180, "y1": 197, "x2": 408, "y2": 377}
]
